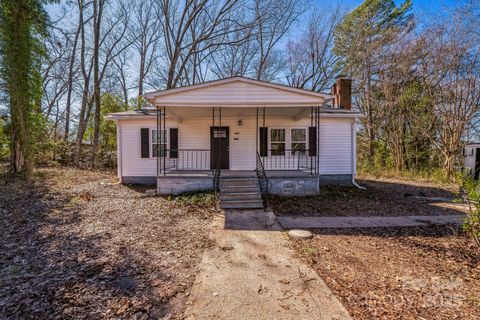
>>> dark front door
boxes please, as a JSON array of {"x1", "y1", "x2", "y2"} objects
[{"x1": 211, "y1": 126, "x2": 229, "y2": 169}]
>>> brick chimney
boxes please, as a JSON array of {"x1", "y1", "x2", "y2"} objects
[{"x1": 331, "y1": 75, "x2": 352, "y2": 109}]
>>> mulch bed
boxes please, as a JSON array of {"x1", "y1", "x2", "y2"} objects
[
  {"x1": 289, "y1": 226, "x2": 480, "y2": 320},
  {"x1": 0, "y1": 168, "x2": 217, "y2": 319},
  {"x1": 270, "y1": 178, "x2": 467, "y2": 216}
]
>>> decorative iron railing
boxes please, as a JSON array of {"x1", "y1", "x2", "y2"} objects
[
  {"x1": 213, "y1": 163, "x2": 221, "y2": 203},
  {"x1": 260, "y1": 149, "x2": 317, "y2": 174},
  {"x1": 255, "y1": 151, "x2": 269, "y2": 210},
  {"x1": 157, "y1": 149, "x2": 210, "y2": 175}
]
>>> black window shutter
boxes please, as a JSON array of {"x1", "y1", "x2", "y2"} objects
[
  {"x1": 309, "y1": 127, "x2": 317, "y2": 157},
  {"x1": 141, "y1": 128, "x2": 149, "y2": 158},
  {"x1": 170, "y1": 128, "x2": 178, "y2": 158},
  {"x1": 259, "y1": 127, "x2": 268, "y2": 157}
]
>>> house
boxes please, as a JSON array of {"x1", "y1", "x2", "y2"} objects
[
  {"x1": 463, "y1": 142, "x2": 480, "y2": 179},
  {"x1": 107, "y1": 76, "x2": 363, "y2": 209}
]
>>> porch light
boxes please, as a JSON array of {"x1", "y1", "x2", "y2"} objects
[{"x1": 238, "y1": 119, "x2": 243, "y2": 126}]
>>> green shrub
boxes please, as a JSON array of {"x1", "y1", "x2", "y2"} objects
[{"x1": 461, "y1": 175, "x2": 480, "y2": 247}]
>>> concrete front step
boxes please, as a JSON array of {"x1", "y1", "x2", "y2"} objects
[
  {"x1": 220, "y1": 178, "x2": 258, "y2": 186},
  {"x1": 219, "y1": 176, "x2": 264, "y2": 209},
  {"x1": 220, "y1": 200, "x2": 264, "y2": 209},
  {"x1": 221, "y1": 192, "x2": 262, "y2": 201},
  {"x1": 220, "y1": 184, "x2": 259, "y2": 193}
]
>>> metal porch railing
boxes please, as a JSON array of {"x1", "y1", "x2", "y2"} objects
[
  {"x1": 260, "y1": 149, "x2": 318, "y2": 174},
  {"x1": 157, "y1": 149, "x2": 210, "y2": 175}
]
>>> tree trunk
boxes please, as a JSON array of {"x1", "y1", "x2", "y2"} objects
[
  {"x1": 6, "y1": 1, "x2": 34, "y2": 178},
  {"x1": 444, "y1": 153, "x2": 455, "y2": 178},
  {"x1": 91, "y1": 0, "x2": 104, "y2": 168},
  {"x1": 74, "y1": 0, "x2": 88, "y2": 166},
  {"x1": 138, "y1": 43, "x2": 145, "y2": 106},
  {"x1": 64, "y1": 7, "x2": 83, "y2": 141}
]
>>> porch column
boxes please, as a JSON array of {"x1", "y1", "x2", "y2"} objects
[
  {"x1": 163, "y1": 106, "x2": 166, "y2": 176},
  {"x1": 308, "y1": 107, "x2": 318, "y2": 174},
  {"x1": 156, "y1": 106, "x2": 160, "y2": 176},
  {"x1": 211, "y1": 107, "x2": 222, "y2": 171},
  {"x1": 316, "y1": 106, "x2": 320, "y2": 175},
  {"x1": 256, "y1": 107, "x2": 258, "y2": 154}
]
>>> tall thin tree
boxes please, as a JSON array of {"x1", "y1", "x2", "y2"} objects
[{"x1": 0, "y1": 0, "x2": 53, "y2": 177}]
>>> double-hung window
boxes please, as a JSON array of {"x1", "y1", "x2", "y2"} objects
[
  {"x1": 152, "y1": 129, "x2": 167, "y2": 157},
  {"x1": 291, "y1": 128, "x2": 306, "y2": 155},
  {"x1": 270, "y1": 129, "x2": 285, "y2": 156}
]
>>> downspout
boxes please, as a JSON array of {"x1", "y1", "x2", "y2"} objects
[
  {"x1": 116, "y1": 121, "x2": 123, "y2": 183},
  {"x1": 351, "y1": 119, "x2": 366, "y2": 190}
]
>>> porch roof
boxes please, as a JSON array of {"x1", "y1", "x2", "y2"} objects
[
  {"x1": 105, "y1": 106, "x2": 364, "y2": 121},
  {"x1": 143, "y1": 77, "x2": 332, "y2": 108}
]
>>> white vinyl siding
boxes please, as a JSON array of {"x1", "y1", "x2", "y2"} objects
[
  {"x1": 319, "y1": 119, "x2": 353, "y2": 174},
  {"x1": 117, "y1": 116, "x2": 354, "y2": 177}
]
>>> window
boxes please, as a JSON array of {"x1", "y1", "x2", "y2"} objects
[
  {"x1": 270, "y1": 129, "x2": 285, "y2": 156},
  {"x1": 291, "y1": 128, "x2": 306, "y2": 155},
  {"x1": 213, "y1": 128, "x2": 227, "y2": 138},
  {"x1": 152, "y1": 129, "x2": 167, "y2": 157}
]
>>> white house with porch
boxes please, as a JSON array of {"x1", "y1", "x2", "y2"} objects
[{"x1": 107, "y1": 76, "x2": 363, "y2": 209}]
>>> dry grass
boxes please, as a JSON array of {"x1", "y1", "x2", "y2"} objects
[{"x1": 0, "y1": 168, "x2": 217, "y2": 319}]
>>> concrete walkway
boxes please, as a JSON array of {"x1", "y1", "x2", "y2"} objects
[
  {"x1": 183, "y1": 212, "x2": 352, "y2": 320},
  {"x1": 277, "y1": 214, "x2": 466, "y2": 229}
]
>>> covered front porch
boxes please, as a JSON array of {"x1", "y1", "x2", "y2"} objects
[{"x1": 153, "y1": 106, "x2": 321, "y2": 176}]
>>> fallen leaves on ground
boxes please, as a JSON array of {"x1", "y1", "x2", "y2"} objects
[
  {"x1": 290, "y1": 226, "x2": 480, "y2": 320},
  {"x1": 0, "y1": 168, "x2": 216, "y2": 319}
]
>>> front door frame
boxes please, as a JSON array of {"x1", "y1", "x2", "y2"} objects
[{"x1": 210, "y1": 126, "x2": 230, "y2": 169}]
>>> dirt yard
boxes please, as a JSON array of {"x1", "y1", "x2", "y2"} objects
[
  {"x1": 289, "y1": 226, "x2": 480, "y2": 320},
  {"x1": 0, "y1": 168, "x2": 216, "y2": 319},
  {"x1": 270, "y1": 178, "x2": 467, "y2": 216}
]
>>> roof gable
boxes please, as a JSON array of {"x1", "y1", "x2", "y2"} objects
[{"x1": 144, "y1": 77, "x2": 331, "y2": 107}]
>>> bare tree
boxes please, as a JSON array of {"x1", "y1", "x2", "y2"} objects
[
  {"x1": 129, "y1": 0, "x2": 162, "y2": 100},
  {"x1": 63, "y1": 2, "x2": 85, "y2": 141},
  {"x1": 417, "y1": 8, "x2": 480, "y2": 176},
  {"x1": 285, "y1": 7, "x2": 344, "y2": 92},
  {"x1": 209, "y1": 28, "x2": 258, "y2": 78},
  {"x1": 71, "y1": 0, "x2": 131, "y2": 166},
  {"x1": 253, "y1": 0, "x2": 304, "y2": 81},
  {"x1": 156, "y1": 0, "x2": 254, "y2": 89}
]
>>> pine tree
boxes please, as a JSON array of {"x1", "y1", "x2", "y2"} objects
[{"x1": 333, "y1": 0, "x2": 413, "y2": 163}]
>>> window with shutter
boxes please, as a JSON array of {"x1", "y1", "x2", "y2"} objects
[
  {"x1": 291, "y1": 128, "x2": 306, "y2": 155},
  {"x1": 270, "y1": 129, "x2": 285, "y2": 156},
  {"x1": 152, "y1": 129, "x2": 167, "y2": 157}
]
